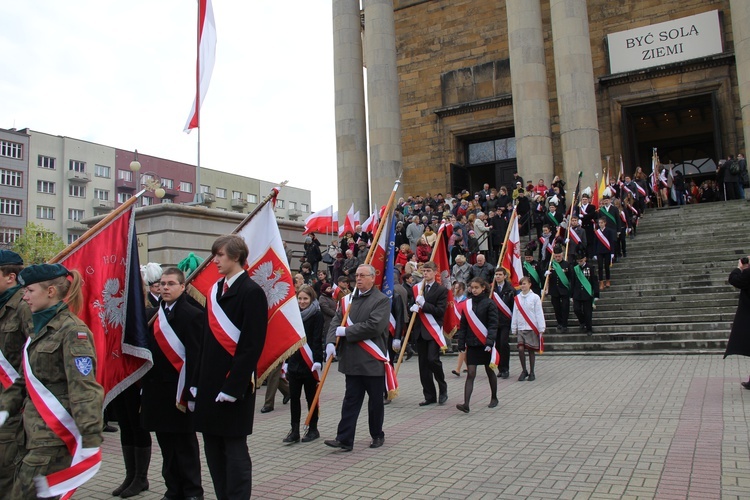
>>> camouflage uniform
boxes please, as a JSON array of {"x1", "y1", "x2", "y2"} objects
[
  {"x1": 0, "y1": 306, "x2": 103, "y2": 500},
  {"x1": 0, "y1": 287, "x2": 30, "y2": 492}
]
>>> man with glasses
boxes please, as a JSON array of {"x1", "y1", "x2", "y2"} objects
[
  {"x1": 324, "y1": 265, "x2": 390, "y2": 452},
  {"x1": 141, "y1": 267, "x2": 204, "y2": 500}
]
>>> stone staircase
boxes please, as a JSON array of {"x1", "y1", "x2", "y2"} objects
[{"x1": 541, "y1": 199, "x2": 749, "y2": 355}]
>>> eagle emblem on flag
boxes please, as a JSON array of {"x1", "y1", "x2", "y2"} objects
[
  {"x1": 250, "y1": 255, "x2": 293, "y2": 312},
  {"x1": 93, "y1": 278, "x2": 126, "y2": 335}
]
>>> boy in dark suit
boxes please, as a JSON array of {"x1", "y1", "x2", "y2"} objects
[{"x1": 594, "y1": 217, "x2": 617, "y2": 290}]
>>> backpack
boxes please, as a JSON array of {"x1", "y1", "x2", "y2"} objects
[{"x1": 729, "y1": 160, "x2": 740, "y2": 175}]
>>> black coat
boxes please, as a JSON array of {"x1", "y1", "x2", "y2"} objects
[
  {"x1": 724, "y1": 268, "x2": 750, "y2": 357},
  {"x1": 457, "y1": 294, "x2": 498, "y2": 349},
  {"x1": 287, "y1": 307, "x2": 324, "y2": 375},
  {"x1": 141, "y1": 294, "x2": 203, "y2": 433},
  {"x1": 594, "y1": 226, "x2": 617, "y2": 256},
  {"x1": 597, "y1": 204, "x2": 621, "y2": 232},
  {"x1": 192, "y1": 272, "x2": 268, "y2": 437},
  {"x1": 570, "y1": 263, "x2": 599, "y2": 301},
  {"x1": 409, "y1": 282, "x2": 448, "y2": 341},
  {"x1": 492, "y1": 280, "x2": 515, "y2": 327},
  {"x1": 547, "y1": 260, "x2": 572, "y2": 298}
]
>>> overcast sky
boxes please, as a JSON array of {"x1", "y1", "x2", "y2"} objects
[{"x1": 0, "y1": 1, "x2": 338, "y2": 210}]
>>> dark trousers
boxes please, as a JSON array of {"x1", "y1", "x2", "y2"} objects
[
  {"x1": 551, "y1": 295, "x2": 570, "y2": 328},
  {"x1": 497, "y1": 324, "x2": 510, "y2": 372},
  {"x1": 417, "y1": 337, "x2": 447, "y2": 401},
  {"x1": 336, "y1": 375, "x2": 385, "y2": 447},
  {"x1": 617, "y1": 232, "x2": 627, "y2": 258},
  {"x1": 288, "y1": 371, "x2": 319, "y2": 429},
  {"x1": 203, "y1": 434, "x2": 252, "y2": 500},
  {"x1": 573, "y1": 299, "x2": 594, "y2": 331},
  {"x1": 111, "y1": 383, "x2": 152, "y2": 447},
  {"x1": 597, "y1": 254, "x2": 611, "y2": 281},
  {"x1": 155, "y1": 431, "x2": 203, "y2": 498},
  {"x1": 263, "y1": 364, "x2": 289, "y2": 409}
]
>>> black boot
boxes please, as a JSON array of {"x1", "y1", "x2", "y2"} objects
[
  {"x1": 301, "y1": 427, "x2": 319, "y2": 443},
  {"x1": 119, "y1": 446, "x2": 150, "y2": 497},
  {"x1": 112, "y1": 445, "x2": 135, "y2": 496},
  {"x1": 283, "y1": 426, "x2": 301, "y2": 443}
]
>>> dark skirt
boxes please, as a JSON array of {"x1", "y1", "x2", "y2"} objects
[{"x1": 466, "y1": 345, "x2": 490, "y2": 366}]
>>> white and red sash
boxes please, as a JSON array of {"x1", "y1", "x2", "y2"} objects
[
  {"x1": 412, "y1": 283, "x2": 448, "y2": 349},
  {"x1": 620, "y1": 182, "x2": 633, "y2": 196},
  {"x1": 636, "y1": 183, "x2": 647, "y2": 197},
  {"x1": 464, "y1": 299, "x2": 500, "y2": 368},
  {"x1": 22, "y1": 338, "x2": 101, "y2": 499},
  {"x1": 595, "y1": 229, "x2": 611, "y2": 251},
  {"x1": 492, "y1": 291, "x2": 512, "y2": 319},
  {"x1": 341, "y1": 294, "x2": 397, "y2": 395},
  {"x1": 0, "y1": 348, "x2": 20, "y2": 389},
  {"x1": 389, "y1": 313, "x2": 396, "y2": 335},
  {"x1": 206, "y1": 280, "x2": 240, "y2": 356},
  {"x1": 299, "y1": 342, "x2": 320, "y2": 381},
  {"x1": 569, "y1": 227, "x2": 582, "y2": 244},
  {"x1": 514, "y1": 294, "x2": 544, "y2": 352},
  {"x1": 619, "y1": 211, "x2": 627, "y2": 226},
  {"x1": 539, "y1": 236, "x2": 553, "y2": 259},
  {"x1": 153, "y1": 306, "x2": 187, "y2": 408}
]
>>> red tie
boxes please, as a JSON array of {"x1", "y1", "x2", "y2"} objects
[{"x1": 223, "y1": 282, "x2": 229, "y2": 295}]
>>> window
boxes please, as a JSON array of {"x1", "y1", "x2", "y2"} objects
[
  {"x1": 216, "y1": 188, "x2": 227, "y2": 198},
  {"x1": 38, "y1": 155, "x2": 55, "y2": 169},
  {"x1": 467, "y1": 137, "x2": 517, "y2": 165},
  {"x1": 117, "y1": 192, "x2": 131, "y2": 203},
  {"x1": 37, "y1": 180, "x2": 55, "y2": 194},
  {"x1": 94, "y1": 188, "x2": 109, "y2": 200},
  {"x1": 0, "y1": 228, "x2": 21, "y2": 245},
  {"x1": 0, "y1": 199, "x2": 21, "y2": 216},
  {"x1": 179, "y1": 181, "x2": 193, "y2": 193},
  {"x1": 95, "y1": 165, "x2": 111, "y2": 178},
  {"x1": 139, "y1": 173, "x2": 154, "y2": 185},
  {"x1": 67, "y1": 233, "x2": 81, "y2": 244},
  {"x1": 247, "y1": 193, "x2": 258, "y2": 204},
  {"x1": 301, "y1": 203, "x2": 309, "y2": 212},
  {"x1": 0, "y1": 169, "x2": 22, "y2": 188},
  {"x1": 37, "y1": 206, "x2": 54, "y2": 219},
  {"x1": 0, "y1": 140, "x2": 22, "y2": 159},
  {"x1": 277, "y1": 199, "x2": 285, "y2": 208},
  {"x1": 69, "y1": 160, "x2": 85, "y2": 172},
  {"x1": 161, "y1": 178, "x2": 174, "y2": 189},
  {"x1": 142, "y1": 196, "x2": 153, "y2": 206},
  {"x1": 69, "y1": 184, "x2": 86, "y2": 198},
  {"x1": 118, "y1": 169, "x2": 132, "y2": 181},
  {"x1": 289, "y1": 201, "x2": 296, "y2": 210},
  {"x1": 161, "y1": 198, "x2": 173, "y2": 204},
  {"x1": 232, "y1": 191, "x2": 242, "y2": 200},
  {"x1": 199, "y1": 185, "x2": 210, "y2": 194},
  {"x1": 68, "y1": 209, "x2": 85, "y2": 221}
]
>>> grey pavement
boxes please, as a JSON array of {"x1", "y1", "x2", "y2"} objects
[{"x1": 78, "y1": 354, "x2": 750, "y2": 499}]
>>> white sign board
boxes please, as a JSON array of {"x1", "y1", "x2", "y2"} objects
[{"x1": 607, "y1": 10, "x2": 723, "y2": 74}]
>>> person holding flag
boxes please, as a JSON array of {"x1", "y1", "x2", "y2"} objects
[
  {"x1": 564, "y1": 214, "x2": 587, "y2": 263},
  {"x1": 545, "y1": 245, "x2": 572, "y2": 333},
  {"x1": 0, "y1": 264, "x2": 104, "y2": 499},
  {"x1": 574, "y1": 190, "x2": 597, "y2": 259},
  {"x1": 492, "y1": 268, "x2": 515, "y2": 379},
  {"x1": 455, "y1": 278, "x2": 500, "y2": 413},
  {"x1": 594, "y1": 217, "x2": 617, "y2": 290},
  {"x1": 511, "y1": 276, "x2": 546, "y2": 382},
  {"x1": 571, "y1": 249, "x2": 599, "y2": 335}
]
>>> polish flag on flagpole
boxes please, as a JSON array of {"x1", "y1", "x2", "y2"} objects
[
  {"x1": 338, "y1": 204, "x2": 355, "y2": 237},
  {"x1": 332, "y1": 211, "x2": 339, "y2": 235},
  {"x1": 184, "y1": 0, "x2": 217, "y2": 132},
  {"x1": 353, "y1": 211, "x2": 361, "y2": 228},
  {"x1": 361, "y1": 211, "x2": 379, "y2": 234},
  {"x1": 303, "y1": 205, "x2": 334, "y2": 235},
  {"x1": 501, "y1": 209, "x2": 524, "y2": 287}
]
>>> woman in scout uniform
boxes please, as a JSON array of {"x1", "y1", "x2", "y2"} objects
[
  {"x1": 455, "y1": 278, "x2": 499, "y2": 413},
  {"x1": 0, "y1": 263, "x2": 104, "y2": 499}
]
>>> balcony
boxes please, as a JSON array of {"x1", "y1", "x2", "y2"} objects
[
  {"x1": 67, "y1": 170, "x2": 91, "y2": 183},
  {"x1": 92, "y1": 199, "x2": 114, "y2": 212},
  {"x1": 231, "y1": 198, "x2": 247, "y2": 209},
  {"x1": 65, "y1": 219, "x2": 88, "y2": 231},
  {"x1": 199, "y1": 193, "x2": 215, "y2": 205},
  {"x1": 116, "y1": 178, "x2": 136, "y2": 190},
  {"x1": 287, "y1": 209, "x2": 302, "y2": 220}
]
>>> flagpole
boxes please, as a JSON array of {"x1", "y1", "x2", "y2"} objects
[
  {"x1": 495, "y1": 208, "x2": 517, "y2": 269},
  {"x1": 49, "y1": 189, "x2": 146, "y2": 264},
  {"x1": 306, "y1": 175, "x2": 401, "y2": 425}
]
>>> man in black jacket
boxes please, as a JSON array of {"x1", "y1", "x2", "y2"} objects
[
  {"x1": 492, "y1": 268, "x2": 514, "y2": 378},
  {"x1": 142, "y1": 267, "x2": 204, "y2": 500},
  {"x1": 574, "y1": 192, "x2": 597, "y2": 258},
  {"x1": 571, "y1": 249, "x2": 599, "y2": 335},
  {"x1": 545, "y1": 246, "x2": 571, "y2": 333}
]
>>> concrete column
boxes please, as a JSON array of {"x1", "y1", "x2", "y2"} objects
[
  {"x1": 363, "y1": 0, "x2": 402, "y2": 206},
  {"x1": 550, "y1": 0, "x2": 602, "y2": 191},
  {"x1": 731, "y1": 0, "x2": 750, "y2": 155},
  {"x1": 506, "y1": 0, "x2": 554, "y2": 188},
  {"x1": 333, "y1": 0, "x2": 369, "y2": 218}
]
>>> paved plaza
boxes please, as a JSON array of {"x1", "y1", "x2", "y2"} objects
[{"x1": 80, "y1": 354, "x2": 750, "y2": 499}]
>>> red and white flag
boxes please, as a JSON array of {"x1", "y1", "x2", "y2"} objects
[
  {"x1": 332, "y1": 210, "x2": 339, "y2": 235},
  {"x1": 501, "y1": 209, "x2": 524, "y2": 287},
  {"x1": 338, "y1": 204, "x2": 355, "y2": 237},
  {"x1": 361, "y1": 211, "x2": 379, "y2": 234},
  {"x1": 353, "y1": 211, "x2": 361, "y2": 228},
  {"x1": 431, "y1": 226, "x2": 461, "y2": 337},
  {"x1": 303, "y1": 205, "x2": 335, "y2": 235},
  {"x1": 184, "y1": 0, "x2": 217, "y2": 132}
]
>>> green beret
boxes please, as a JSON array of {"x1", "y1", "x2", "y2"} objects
[
  {"x1": 0, "y1": 250, "x2": 23, "y2": 266},
  {"x1": 18, "y1": 264, "x2": 69, "y2": 286}
]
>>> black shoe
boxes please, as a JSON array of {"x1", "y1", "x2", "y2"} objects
[
  {"x1": 741, "y1": 380, "x2": 750, "y2": 390},
  {"x1": 451, "y1": 370, "x2": 461, "y2": 377},
  {"x1": 184, "y1": 497, "x2": 204, "y2": 500},
  {"x1": 499, "y1": 371, "x2": 509, "y2": 379},
  {"x1": 488, "y1": 399, "x2": 499, "y2": 408},
  {"x1": 324, "y1": 439, "x2": 353, "y2": 451},
  {"x1": 301, "y1": 429, "x2": 320, "y2": 443},
  {"x1": 383, "y1": 398, "x2": 391, "y2": 405},
  {"x1": 260, "y1": 406, "x2": 274, "y2": 413},
  {"x1": 561, "y1": 326, "x2": 568, "y2": 333},
  {"x1": 282, "y1": 394, "x2": 291, "y2": 405},
  {"x1": 406, "y1": 347, "x2": 414, "y2": 360},
  {"x1": 555, "y1": 326, "x2": 562, "y2": 333},
  {"x1": 518, "y1": 371, "x2": 528, "y2": 381},
  {"x1": 370, "y1": 436, "x2": 385, "y2": 449},
  {"x1": 283, "y1": 430, "x2": 300, "y2": 443},
  {"x1": 527, "y1": 373, "x2": 536, "y2": 382},
  {"x1": 455, "y1": 403, "x2": 469, "y2": 413},
  {"x1": 418, "y1": 399, "x2": 436, "y2": 406},
  {"x1": 103, "y1": 424, "x2": 118, "y2": 433},
  {"x1": 586, "y1": 329, "x2": 593, "y2": 336},
  {"x1": 438, "y1": 393, "x2": 448, "y2": 405},
  {"x1": 579, "y1": 325, "x2": 586, "y2": 332}
]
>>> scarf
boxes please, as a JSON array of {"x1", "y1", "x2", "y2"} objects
[
  {"x1": 32, "y1": 302, "x2": 68, "y2": 334},
  {"x1": 0, "y1": 284, "x2": 20, "y2": 311},
  {"x1": 300, "y1": 299, "x2": 321, "y2": 322}
]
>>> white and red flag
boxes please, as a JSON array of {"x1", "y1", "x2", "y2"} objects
[
  {"x1": 184, "y1": 0, "x2": 217, "y2": 132},
  {"x1": 501, "y1": 209, "x2": 524, "y2": 287},
  {"x1": 361, "y1": 211, "x2": 379, "y2": 234},
  {"x1": 338, "y1": 203, "x2": 355, "y2": 237},
  {"x1": 431, "y1": 226, "x2": 461, "y2": 337},
  {"x1": 189, "y1": 189, "x2": 306, "y2": 383},
  {"x1": 303, "y1": 205, "x2": 335, "y2": 235},
  {"x1": 353, "y1": 211, "x2": 361, "y2": 228}
]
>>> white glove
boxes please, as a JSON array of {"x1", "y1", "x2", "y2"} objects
[
  {"x1": 544, "y1": 270, "x2": 551, "y2": 276},
  {"x1": 611, "y1": 254, "x2": 615, "y2": 262},
  {"x1": 336, "y1": 326, "x2": 346, "y2": 337},
  {"x1": 215, "y1": 392, "x2": 237, "y2": 403},
  {"x1": 565, "y1": 238, "x2": 569, "y2": 244},
  {"x1": 326, "y1": 343, "x2": 336, "y2": 359},
  {"x1": 484, "y1": 346, "x2": 492, "y2": 352},
  {"x1": 189, "y1": 387, "x2": 197, "y2": 398},
  {"x1": 187, "y1": 401, "x2": 195, "y2": 412},
  {"x1": 281, "y1": 363, "x2": 288, "y2": 380},
  {"x1": 392, "y1": 339, "x2": 402, "y2": 352},
  {"x1": 312, "y1": 362, "x2": 322, "y2": 373},
  {"x1": 410, "y1": 304, "x2": 420, "y2": 313},
  {"x1": 416, "y1": 295, "x2": 426, "y2": 307},
  {"x1": 0, "y1": 411, "x2": 8, "y2": 427}
]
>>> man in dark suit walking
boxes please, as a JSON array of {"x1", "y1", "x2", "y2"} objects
[
  {"x1": 141, "y1": 267, "x2": 204, "y2": 500},
  {"x1": 190, "y1": 235, "x2": 268, "y2": 500},
  {"x1": 407, "y1": 261, "x2": 449, "y2": 406}
]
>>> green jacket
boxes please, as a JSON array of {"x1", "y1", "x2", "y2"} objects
[{"x1": 0, "y1": 287, "x2": 30, "y2": 436}]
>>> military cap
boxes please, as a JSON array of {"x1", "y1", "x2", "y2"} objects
[
  {"x1": 18, "y1": 263, "x2": 69, "y2": 286},
  {"x1": 553, "y1": 244, "x2": 563, "y2": 254},
  {"x1": 0, "y1": 250, "x2": 23, "y2": 266},
  {"x1": 575, "y1": 249, "x2": 587, "y2": 261}
]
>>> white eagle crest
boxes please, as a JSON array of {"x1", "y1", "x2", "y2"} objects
[
  {"x1": 250, "y1": 261, "x2": 290, "y2": 308},
  {"x1": 93, "y1": 278, "x2": 126, "y2": 335}
]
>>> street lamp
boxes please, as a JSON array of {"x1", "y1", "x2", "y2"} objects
[{"x1": 129, "y1": 150, "x2": 165, "y2": 199}]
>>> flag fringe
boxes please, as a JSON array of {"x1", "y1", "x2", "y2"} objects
[
  {"x1": 256, "y1": 337, "x2": 307, "y2": 386},
  {"x1": 387, "y1": 388, "x2": 399, "y2": 400}
]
